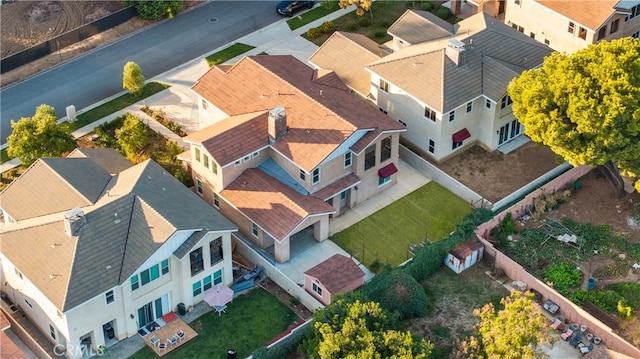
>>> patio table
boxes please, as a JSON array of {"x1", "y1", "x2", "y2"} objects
[{"x1": 214, "y1": 305, "x2": 227, "y2": 316}]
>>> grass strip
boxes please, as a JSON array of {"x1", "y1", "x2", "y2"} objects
[
  {"x1": 205, "y1": 43, "x2": 255, "y2": 67},
  {"x1": 287, "y1": 2, "x2": 341, "y2": 30}
]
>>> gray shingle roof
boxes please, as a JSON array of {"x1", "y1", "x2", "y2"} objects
[
  {"x1": 0, "y1": 158, "x2": 111, "y2": 221},
  {"x1": 67, "y1": 148, "x2": 133, "y2": 174}
]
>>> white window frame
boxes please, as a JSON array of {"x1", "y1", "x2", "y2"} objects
[
  {"x1": 379, "y1": 79, "x2": 389, "y2": 93},
  {"x1": 196, "y1": 178, "x2": 203, "y2": 195},
  {"x1": 299, "y1": 169, "x2": 306, "y2": 181},
  {"x1": 252, "y1": 151, "x2": 260, "y2": 158},
  {"x1": 234, "y1": 160, "x2": 241, "y2": 167},
  {"x1": 252, "y1": 223, "x2": 259, "y2": 237},
  {"x1": 49, "y1": 324, "x2": 56, "y2": 340},
  {"x1": 344, "y1": 152, "x2": 352, "y2": 168},
  {"x1": 449, "y1": 110, "x2": 455, "y2": 122},
  {"x1": 424, "y1": 106, "x2": 436, "y2": 122},
  {"x1": 466, "y1": 101, "x2": 473, "y2": 113},
  {"x1": 428, "y1": 139, "x2": 435, "y2": 154},
  {"x1": 485, "y1": 99, "x2": 491, "y2": 109},
  {"x1": 312, "y1": 168, "x2": 321, "y2": 184},
  {"x1": 568, "y1": 21, "x2": 575, "y2": 34},
  {"x1": 378, "y1": 175, "x2": 391, "y2": 187},
  {"x1": 105, "y1": 290, "x2": 115, "y2": 306},
  {"x1": 312, "y1": 281, "x2": 323, "y2": 296},
  {"x1": 213, "y1": 193, "x2": 219, "y2": 208},
  {"x1": 340, "y1": 191, "x2": 347, "y2": 201}
]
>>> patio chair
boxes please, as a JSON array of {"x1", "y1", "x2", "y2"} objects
[
  {"x1": 578, "y1": 342, "x2": 594, "y2": 355},
  {"x1": 168, "y1": 336, "x2": 178, "y2": 347},
  {"x1": 176, "y1": 330, "x2": 186, "y2": 342},
  {"x1": 560, "y1": 328, "x2": 574, "y2": 341},
  {"x1": 550, "y1": 317, "x2": 564, "y2": 331},
  {"x1": 158, "y1": 342, "x2": 167, "y2": 352},
  {"x1": 150, "y1": 335, "x2": 160, "y2": 347},
  {"x1": 570, "y1": 332, "x2": 583, "y2": 347}
]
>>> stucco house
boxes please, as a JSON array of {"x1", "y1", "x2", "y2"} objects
[
  {"x1": 303, "y1": 254, "x2": 365, "y2": 306},
  {"x1": 504, "y1": 0, "x2": 640, "y2": 54},
  {"x1": 183, "y1": 55, "x2": 406, "y2": 263},
  {"x1": 310, "y1": 11, "x2": 553, "y2": 163},
  {"x1": 0, "y1": 149, "x2": 237, "y2": 358}
]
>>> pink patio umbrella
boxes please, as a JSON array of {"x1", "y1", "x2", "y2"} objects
[{"x1": 203, "y1": 284, "x2": 234, "y2": 307}]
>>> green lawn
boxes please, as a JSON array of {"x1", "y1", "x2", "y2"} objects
[
  {"x1": 286, "y1": 2, "x2": 341, "y2": 30},
  {"x1": 129, "y1": 288, "x2": 297, "y2": 359},
  {"x1": 205, "y1": 43, "x2": 255, "y2": 67},
  {"x1": 333, "y1": 182, "x2": 471, "y2": 267}
]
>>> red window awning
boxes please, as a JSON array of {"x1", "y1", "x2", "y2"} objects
[
  {"x1": 378, "y1": 163, "x2": 398, "y2": 178},
  {"x1": 452, "y1": 128, "x2": 471, "y2": 143}
]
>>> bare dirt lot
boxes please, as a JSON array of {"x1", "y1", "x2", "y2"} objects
[{"x1": 438, "y1": 142, "x2": 560, "y2": 203}]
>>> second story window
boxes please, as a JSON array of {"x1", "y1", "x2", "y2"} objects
[
  {"x1": 213, "y1": 193, "x2": 219, "y2": 208},
  {"x1": 424, "y1": 107, "x2": 436, "y2": 122},
  {"x1": 211, "y1": 161, "x2": 218, "y2": 174},
  {"x1": 611, "y1": 19, "x2": 619, "y2": 34},
  {"x1": 299, "y1": 169, "x2": 306, "y2": 181},
  {"x1": 597, "y1": 26, "x2": 607, "y2": 40},
  {"x1": 202, "y1": 99, "x2": 208, "y2": 110},
  {"x1": 105, "y1": 290, "x2": 115, "y2": 305},
  {"x1": 195, "y1": 148, "x2": 201, "y2": 162},
  {"x1": 380, "y1": 137, "x2": 391, "y2": 162},
  {"x1": 501, "y1": 95, "x2": 513, "y2": 109},
  {"x1": 210, "y1": 237, "x2": 223, "y2": 266},
  {"x1": 485, "y1": 99, "x2": 491, "y2": 109},
  {"x1": 466, "y1": 101, "x2": 473, "y2": 113},
  {"x1": 568, "y1": 21, "x2": 575, "y2": 34},
  {"x1": 312, "y1": 168, "x2": 320, "y2": 184},
  {"x1": 196, "y1": 178, "x2": 203, "y2": 195},
  {"x1": 203, "y1": 154, "x2": 209, "y2": 169},
  {"x1": 190, "y1": 247, "x2": 204, "y2": 276},
  {"x1": 364, "y1": 145, "x2": 376, "y2": 171},
  {"x1": 344, "y1": 152, "x2": 352, "y2": 168},
  {"x1": 449, "y1": 110, "x2": 455, "y2": 122},
  {"x1": 379, "y1": 79, "x2": 389, "y2": 92},
  {"x1": 252, "y1": 223, "x2": 259, "y2": 236}
]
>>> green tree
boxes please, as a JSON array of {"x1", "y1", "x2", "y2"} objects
[
  {"x1": 453, "y1": 291, "x2": 551, "y2": 359},
  {"x1": 123, "y1": 61, "x2": 145, "y2": 96},
  {"x1": 311, "y1": 300, "x2": 432, "y2": 359},
  {"x1": 508, "y1": 37, "x2": 640, "y2": 192},
  {"x1": 123, "y1": 0, "x2": 183, "y2": 20},
  {"x1": 115, "y1": 113, "x2": 148, "y2": 161},
  {"x1": 339, "y1": 0, "x2": 373, "y2": 17},
  {"x1": 6, "y1": 104, "x2": 76, "y2": 166}
]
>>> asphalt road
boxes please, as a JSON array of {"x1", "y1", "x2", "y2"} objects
[{"x1": 0, "y1": 1, "x2": 281, "y2": 144}]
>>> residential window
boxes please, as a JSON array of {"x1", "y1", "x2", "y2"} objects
[
  {"x1": 611, "y1": 19, "x2": 619, "y2": 34},
  {"x1": 578, "y1": 27, "x2": 587, "y2": 40},
  {"x1": 213, "y1": 269, "x2": 223, "y2": 285},
  {"x1": 203, "y1": 275, "x2": 212, "y2": 291},
  {"x1": 501, "y1": 95, "x2": 513, "y2": 109},
  {"x1": 379, "y1": 79, "x2": 389, "y2": 92},
  {"x1": 312, "y1": 168, "x2": 320, "y2": 184},
  {"x1": 485, "y1": 99, "x2": 491, "y2": 109},
  {"x1": 202, "y1": 99, "x2": 208, "y2": 110},
  {"x1": 633, "y1": 30, "x2": 640, "y2": 38},
  {"x1": 195, "y1": 148, "x2": 200, "y2": 162},
  {"x1": 105, "y1": 290, "x2": 115, "y2": 305},
  {"x1": 243, "y1": 155, "x2": 251, "y2": 162},
  {"x1": 203, "y1": 154, "x2": 209, "y2": 169},
  {"x1": 449, "y1": 110, "x2": 455, "y2": 122},
  {"x1": 24, "y1": 299, "x2": 33, "y2": 309},
  {"x1": 568, "y1": 21, "x2": 575, "y2": 34},
  {"x1": 190, "y1": 247, "x2": 204, "y2": 276},
  {"x1": 49, "y1": 324, "x2": 56, "y2": 340},
  {"x1": 514, "y1": 0, "x2": 520, "y2": 5},
  {"x1": 379, "y1": 107, "x2": 388, "y2": 115},
  {"x1": 210, "y1": 237, "x2": 223, "y2": 266},
  {"x1": 544, "y1": 39, "x2": 550, "y2": 46},
  {"x1": 597, "y1": 26, "x2": 607, "y2": 40},
  {"x1": 626, "y1": 4, "x2": 640, "y2": 21},
  {"x1": 428, "y1": 139, "x2": 435, "y2": 154},
  {"x1": 344, "y1": 152, "x2": 352, "y2": 168},
  {"x1": 466, "y1": 101, "x2": 473, "y2": 113},
  {"x1": 299, "y1": 169, "x2": 306, "y2": 181},
  {"x1": 196, "y1": 178, "x2": 203, "y2": 195},
  {"x1": 234, "y1": 160, "x2": 241, "y2": 167},
  {"x1": 213, "y1": 193, "x2": 219, "y2": 208},
  {"x1": 211, "y1": 161, "x2": 218, "y2": 174},
  {"x1": 161, "y1": 259, "x2": 169, "y2": 275},
  {"x1": 397, "y1": 119, "x2": 407, "y2": 126},
  {"x1": 378, "y1": 175, "x2": 391, "y2": 186},
  {"x1": 150, "y1": 265, "x2": 159, "y2": 281},
  {"x1": 530, "y1": 32, "x2": 535, "y2": 39},
  {"x1": 517, "y1": 25, "x2": 524, "y2": 33},
  {"x1": 140, "y1": 269, "x2": 151, "y2": 286},
  {"x1": 452, "y1": 140, "x2": 464, "y2": 150},
  {"x1": 252, "y1": 151, "x2": 260, "y2": 158},
  {"x1": 340, "y1": 191, "x2": 347, "y2": 201},
  {"x1": 380, "y1": 137, "x2": 392, "y2": 162},
  {"x1": 364, "y1": 145, "x2": 376, "y2": 171},
  {"x1": 131, "y1": 275, "x2": 139, "y2": 291},
  {"x1": 424, "y1": 107, "x2": 436, "y2": 122},
  {"x1": 252, "y1": 223, "x2": 259, "y2": 237},
  {"x1": 192, "y1": 281, "x2": 202, "y2": 297},
  {"x1": 312, "y1": 282, "x2": 323, "y2": 296}
]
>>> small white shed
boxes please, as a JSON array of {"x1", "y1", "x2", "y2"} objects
[{"x1": 444, "y1": 240, "x2": 484, "y2": 274}]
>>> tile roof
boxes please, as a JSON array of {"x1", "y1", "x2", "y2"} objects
[
  {"x1": 220, "y1": 168, "x2": 335, "y2": 242},
  {"x1": 538, "y1": 0, "x2": 620, "y2": 30},
  {"x1": 367, "y1": 12, "x2": 552, "y2": 113},
  {"x1": 0, "y1": 158, "x2": 111, "y2": 221},
  {"x1": 309, "y1": 31, "x2": 387, "y2": 96},
  {"x1": 184, "y1": 111, "x2": 269, "y2": 167},
  {"x1": 67, "y1": 148, "x2": 133, "y2": 174},
  {"x1": 192, "y1": 55, "x2": 404, "y2": 172},
  {"x1": 0, "y1": 156, "x2": 236, "y2": 311},
  {"x1": 388, "y1": 9, "x2": 454, "y2": 44},
  {"x1": 304, "y1": 254, "x2": 364, "y2": 293}
]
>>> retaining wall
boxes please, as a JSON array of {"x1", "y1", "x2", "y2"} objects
[{"x1": 0, "y1": 306, "x2": 52, "y2": 359}]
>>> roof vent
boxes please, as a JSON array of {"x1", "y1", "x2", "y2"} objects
[
  {"x1": 114, "y1": 213, "x2": 121, "y2": 224},
  {"x1": 64, "y1": 207, "x2": 86, "y2": 237},
  {"x1": 446, "y1": 38, "x2": 466, "y2": 66}
]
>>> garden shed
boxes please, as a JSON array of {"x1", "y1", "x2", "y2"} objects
[
  {"x1": 445, "y1": 240, "x2": 484, "y2": 274},
  {"x1": 304, "y1": 254, "x2": 365, "y2": 306}
]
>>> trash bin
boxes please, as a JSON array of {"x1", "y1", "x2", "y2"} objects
[
  {"x1": 587, "y1": 277, "x2": 597, "y2": 290},
  {"x1": 178, "y1": 303, "x2": 186, "y2": 316},
  {"x1": 227, "y1": 349, "x2": 237, "y2": 359}
]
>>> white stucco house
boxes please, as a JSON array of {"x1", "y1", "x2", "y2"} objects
[
  {"x1": 310, "y1": 10, "x2": 553, "y2": 163},
  {"x1": 0, "y1": 148, "x2": 237, "y2": 358}
]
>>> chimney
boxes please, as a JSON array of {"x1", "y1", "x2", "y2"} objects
[
  {"x1": 268, "y1": 106, "x2": 287, "y2": 142},
  {"x1": 450, "y1": 0, "x2": 461, "y2": 15},
  {"x1": 446, "y1": 39, "x2": 466, "y2": 66},
  {"x1": 64, "y1": 207, "x2": 86, "y2": 236}
]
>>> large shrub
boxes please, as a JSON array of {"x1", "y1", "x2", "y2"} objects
[
  {"x1": 306, "y1": 27, "x2": 322, "y2": 39},
  {"x1": 436, "y1": 6, "x2": 450, "y2": 19},
  {"x1": 320, "y1": 21, "x2": 335, "y2": 34},
  {"x1": 362, "y1": 270, "x2": 428, "y2": 319},
  {"x1": 421, "y1": 1, "x2": 432, "y2": 11},
  {"x1": 123, "y1": 0, "x2": 183, "y2": 20}
]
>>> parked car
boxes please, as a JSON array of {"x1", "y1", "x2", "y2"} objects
[{"x1": 276, "y1": 1, "x2": 314, "y2": 17}]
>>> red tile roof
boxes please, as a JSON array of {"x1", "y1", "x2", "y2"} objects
[
  {"x1": 220, "y1": 168, "x2": 335, "y2": 241},
  {"x1": 310, "y1": 174, "x2": 360, "y2": 201},
  {"x1": 450, "y1": 240, "x2": 484, "y2": 260},
  {"x1": 305, "y1": 254, "x2": 365, "y2": 293},
  {"x1": 192, "y1": 55, "x2": 404, "y2": 171}
]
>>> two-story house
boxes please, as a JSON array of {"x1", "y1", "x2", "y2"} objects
[
  {"x1": 310, "y1": 10, "x2": 552, "y2": 163},
  {"x1": 183, "y1": 55, "x2": 406, "y2": 263},
  {"x1": 0, "y1": 148, "x2": 237, "y2": 358},
  {"x1": 504, "y1": 0, "x2": 640, "y2": 53}
]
